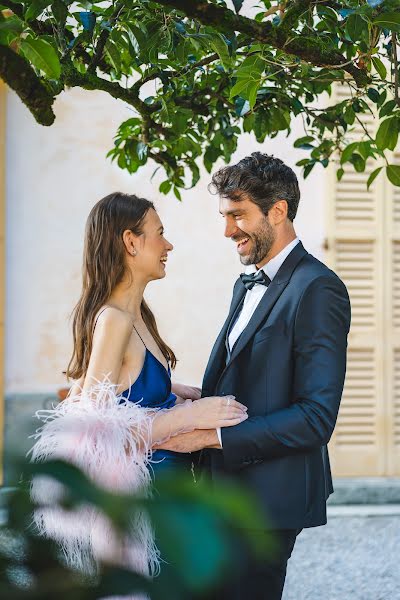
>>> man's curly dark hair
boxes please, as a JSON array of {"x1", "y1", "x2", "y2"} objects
[{"x1": 209, "y1": 152, "x2": 300, "y2": 222}]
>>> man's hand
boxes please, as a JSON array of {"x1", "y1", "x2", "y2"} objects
[
  {"x1": 153, "y1": 429, "x2": 221, "y2": 453},
  {"x1": 171, "y1": 382, "x2": 202, "y2": 401}
]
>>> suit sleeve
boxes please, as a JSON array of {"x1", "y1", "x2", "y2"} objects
[{"x1": 221, "y1": 275, "x2": 351, "y2": 471}]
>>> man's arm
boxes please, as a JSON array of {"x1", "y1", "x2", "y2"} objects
[
  {"x1": 171, "y1": 382, "x2": 201, "y2": 401},
  {"x1": 153, "y1": 429, "x2": 221, "y2": 452},
  {"x1": 221, "y1": 275, "x2": 351, "y2": 471}
]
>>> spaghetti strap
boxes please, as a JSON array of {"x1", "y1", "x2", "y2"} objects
[
  {"x1": 132, "y1": 323, "x2": 147, "y2": 349},
  {"x1": 92, "y1": 306, "x2": 110, "y2": 333}
]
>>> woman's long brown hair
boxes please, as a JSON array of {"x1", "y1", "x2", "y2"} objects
[{"x1": 66, "y1": 192, "x2": 177, "y2": 381}]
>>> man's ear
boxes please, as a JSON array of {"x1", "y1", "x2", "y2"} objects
[{"x1": 270, "y1": 199, "x2": 288, "y2": 225}]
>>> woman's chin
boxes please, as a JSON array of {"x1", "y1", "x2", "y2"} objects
[{"x1": 157, "y1": 265, "x2": 167, "y2": 278}]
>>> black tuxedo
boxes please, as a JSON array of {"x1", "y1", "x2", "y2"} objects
[{"x1": 199, "y1": 242, "x2": 351, "y2": 599}]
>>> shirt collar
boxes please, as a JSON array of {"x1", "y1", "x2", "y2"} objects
[{"x1": 245, "y1": 238, "x2": 300, "y2": 281}]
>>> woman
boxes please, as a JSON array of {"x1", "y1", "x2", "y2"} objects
[{"x1": 30, "y1": 192, "x2": 247, "y2": 585}]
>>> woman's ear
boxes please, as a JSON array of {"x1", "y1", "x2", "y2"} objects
[{"x1": 122, "y1": 229, "x2": 137, "y2": 256}]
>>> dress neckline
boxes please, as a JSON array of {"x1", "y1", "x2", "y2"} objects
[{"x1": 120, "y1": 348, "x2": 170, "y2": 397}]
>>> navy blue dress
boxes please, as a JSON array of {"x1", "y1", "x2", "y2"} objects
[{"x1": 120, "y1": 344, "x2": 193, "y2": 476}]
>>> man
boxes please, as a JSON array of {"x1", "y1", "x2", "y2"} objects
[{"x1": 156, "y1": 152, "x2": 351, "y2": 599}]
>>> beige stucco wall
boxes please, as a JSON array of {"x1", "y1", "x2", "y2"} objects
[{"x1": 5, "y1": 86, "x2": 326, "y2": 393}]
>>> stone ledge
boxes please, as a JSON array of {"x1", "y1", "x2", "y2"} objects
[{"x1": 329, "y1": 478, "x2": 400, "y2": 505}]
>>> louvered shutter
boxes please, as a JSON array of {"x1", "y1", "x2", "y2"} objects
[
  {"x1": 325, "y1": 83, "x2": 386, "y2": 475},
  {"x1": 386, "y1": 150, "x2": 400, "y2": 475}
]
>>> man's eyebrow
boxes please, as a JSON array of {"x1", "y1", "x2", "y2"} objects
[{"x1": 220, "y1": 208, "x2": 245, "y2": 216}]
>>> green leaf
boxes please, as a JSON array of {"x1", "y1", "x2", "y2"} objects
[
  {"x1": 209, "y1": 33, "x2": 232, "y2": 71},
  {"x1": 336, "y1": 168, "x2": 344, "y2": 181},
  {"x1": 376, "y1": 117, "x2": 399, "y2": 151},
  {"x1": 303, "y1": 161, "x2": 316, "y2": 178},
  {"x1": 367, "y1": 166, "x2": 382, "y2": 189},
  {"x1": 351, "y1": 153, "x2": 365, "y2": 172},
  {"x1": 174, "y1": 186, "x2": 182, "y2": 201},
  {"x1": 345, "y1": 13, "x2": 367, "y2": 41},
  {"x1": 229, "y1": 78, "x2": 250, "y2": 99},
  {"x1": 294, "y1": 136, "x2": 315, "y2": 149},
  {"x1": 0, "y1": 15, "x2": 23, "y2": 33},
  {"x1": 20, "y1": 37, "x2": 61, "y2": 79},
  {"x1": 106, "y1": 40, "x2": 121, "y2": 72},
  {"x1": 52, "y1": 0, "x2": 67, "y2": 23},
  {"x1": 316, "y1": 5, "x2": 338, "y2": 23},
  {"x1": 340, "y1": 141, "x2": 359, "y2": 164},
  {"x1": 387, "y1": 164, "x2": 400, "y2": 186},
  {"x1": 242, "y1": 112, "x2": 255, "y2": 133},
  {"x1": 270, "y1": 106, "x2": 289, "y2": 131},
  {"x1": 379, "y1": 99, "x2": 397, "y2": 118},
  {"x1": 230, "y1": 55, "x2": 264, "y2": 109},
  {"x1": 367, "y1": 88, "x2": 380, "y2": 104},
  {"x1": 159, "y1": 180, "x2": 172, "y2": 194},
  {"x1": 343, "y1": 105, "x2": 355, "y2": 125},
  {"x1": 373, "y1": 12, "x2": 400, "y2": 32},
  {"x1": 235, "y1": 55, "x2": 264, "y2": 80},
  {"x1": 189, "y1": 161, "x2": 200, "y2": 188},
  {"x1": 372, "y1": 56, "x2": 387, "y2": 80},
  {"x1": 232, "y1": 0, "x2": 244, "y2": 13},
  {"x1": 25, "y1": 0, "x2": 52, "y2": 21},
  {"x1": 358, "y1": 141, "x2": 372, "y2": 160}
]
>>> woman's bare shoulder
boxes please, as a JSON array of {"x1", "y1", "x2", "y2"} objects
[{"x1": 94, "y1": 306, "x2": 134, "y2": 340}]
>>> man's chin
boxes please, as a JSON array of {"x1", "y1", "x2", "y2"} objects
[{"x1": 239, "y1": 255, "x2": 253, "y2": 266}]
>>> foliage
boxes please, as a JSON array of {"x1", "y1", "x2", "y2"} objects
[
  {"x1": 0, "y1": 456, "x2": 272, "y2": 598},
  {"x1": 1, "y1": 0, "x2": 400, "y2": 193}
]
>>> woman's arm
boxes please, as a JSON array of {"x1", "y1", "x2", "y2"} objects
[
  {"x1": 81, "y1": 307, "x2": 133, "y2": 393},
  {"x1": 77, "y1": 307, "x2": 248, "y2": 445}
]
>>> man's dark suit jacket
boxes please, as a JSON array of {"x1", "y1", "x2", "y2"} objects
[{"x1": 200, "y1": 241, "x2": 351, "y2": 530}]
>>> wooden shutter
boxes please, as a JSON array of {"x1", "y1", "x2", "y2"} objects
[
  {"x1": 325, "y1": 83, "x2": 387, "y2": 475},
  {"x1": 385, "y1": 150, "x2": 400, "y2": 475}
]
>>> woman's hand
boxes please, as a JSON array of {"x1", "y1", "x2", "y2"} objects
[
  {"x1": 174, "y1": 395, "x2": 186, "y2": 405},
  {"x1": 190, "y1": 395, "x2": 248, "y2": 429}
]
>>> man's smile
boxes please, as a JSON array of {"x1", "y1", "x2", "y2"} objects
[{"x1": 235, "y1": 237, "x2": 250, "y2": 253}]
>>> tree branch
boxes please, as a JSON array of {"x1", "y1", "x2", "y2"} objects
[
  {"x1": 0, "y1": 45, "x2": 55, "y2": 125},
  {"x1": 62, "y1": 60, "x2": 159, "y2": 114},
  {"x1": 279, "y1": 0, "x2": 312, "y2": 31},
  {"x1": 392, "y1": 32, "x2": 400, "y2": 107},
  {"x1": 88, "y1": 2, "x2": 124, "y2": 74},
  {"x1": 154, "y1": 0, "x2": 369, "y2": 87}
]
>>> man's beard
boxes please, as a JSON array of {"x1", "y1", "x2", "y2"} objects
[{"x1": 239, "y1": 217, "x2": 276, "y2": 266}]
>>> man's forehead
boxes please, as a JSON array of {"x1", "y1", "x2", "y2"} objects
[{"x1": 219, "y1": 194, "x2": 252, "y2": 214}]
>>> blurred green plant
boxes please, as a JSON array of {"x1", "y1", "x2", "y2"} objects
[
  {"x1": 2, "y1": 0, "x2": 399, "y2": 194},
  {"x1": 0, "y1": 456, "x2": 273, "y2": 598}
]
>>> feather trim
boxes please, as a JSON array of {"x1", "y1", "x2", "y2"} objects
[{"x1": 29, "y1": 378, "x2": 161, "y2": 593}]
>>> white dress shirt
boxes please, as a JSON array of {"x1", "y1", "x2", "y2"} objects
[{"x1": 216, "y1": 238, "x2": 300, "y2": 447}]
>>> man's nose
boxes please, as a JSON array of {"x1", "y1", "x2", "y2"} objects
[{"x1": 224, "y1": 220, "x2": 237, "y2": 238}]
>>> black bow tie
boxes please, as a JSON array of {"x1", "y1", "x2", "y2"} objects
[{"x1": 240, "y1": 270, "x2": 271, "y2": 291}]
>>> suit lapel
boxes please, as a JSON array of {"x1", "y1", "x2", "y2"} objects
[
  {"x1": 226, "y1": 242, "x2": 308, "y2": 368},
  {"x1": 202, "y1": 280, "x2": 246, "y2": 393}
]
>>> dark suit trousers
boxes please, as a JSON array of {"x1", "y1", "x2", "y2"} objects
[{"x1": 204, "y1": 528, "x2": 301, "y2": 600}]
